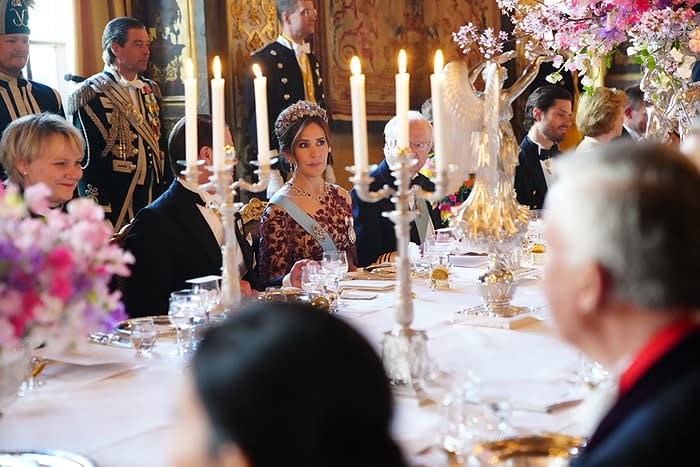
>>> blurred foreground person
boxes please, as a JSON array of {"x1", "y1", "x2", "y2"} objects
[
  {"x1": 170, "y1": 302, "x2": 408, "y2": 467},
  {"x1": 543, "y1": 141, "x2": 700, "y2": 466}
]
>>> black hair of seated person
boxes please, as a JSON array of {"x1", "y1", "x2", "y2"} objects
[
  {"x1": 192, "y1": 302, "x2": 408, "y2": 467},
  {"x1": 167, "y1": 114, "x2": 215, "y2": 170}
]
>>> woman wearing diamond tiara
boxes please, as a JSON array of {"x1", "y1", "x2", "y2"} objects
[{"x1": 258, "y1": 100, "x2": 357, "y2": 283}]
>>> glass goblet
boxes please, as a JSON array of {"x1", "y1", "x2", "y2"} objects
[
  {"x1": 321, "y1": 251, "x2": 348, "y2": 312},
  {"x1": 168, "y1": 289, "x2": 202, "y2": 356}
]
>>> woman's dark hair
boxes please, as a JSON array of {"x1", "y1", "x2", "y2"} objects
[
  {"x1": 523, "y1": 85, "x2": 573, "y2": 131},
  {"x1": 192, "y1": 302, "x2": 407, "y2": 467},
  {"x1": 102, "y1": 16, "x2": 146, "y2": 65}
]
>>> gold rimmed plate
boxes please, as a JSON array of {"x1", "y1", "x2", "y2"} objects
[
  {"x1": 472, "y1": 434, "x2": 584, "y2": 466},
  {"x1": 114, "y1": 315, "x2": 176, "y2": 337}
]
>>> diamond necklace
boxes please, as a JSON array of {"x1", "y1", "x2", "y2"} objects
[{"x1": 287, "y1": 181, "x2": 327, "y2": 202}]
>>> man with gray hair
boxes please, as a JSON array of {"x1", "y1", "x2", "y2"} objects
[
  {"x1": 351, "y1": 111, "x2": 441, "y2": 267},
  {"x1": 543, "y1": 142, "x2": 700, "y2": 466},
  {"x1": 68, "y1": 16, "x2": 173, "y2": 230}
]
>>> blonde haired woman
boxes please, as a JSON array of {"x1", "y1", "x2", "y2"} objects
[
  {"x1": 575, "y1": 87, "x2": 628, "y2": 153},
  {"x1": 0, "y1": 113, "x2": 84, "y2": 208}
]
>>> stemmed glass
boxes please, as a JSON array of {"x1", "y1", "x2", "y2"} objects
[
  {"x1": 321, "y1": 251, "x2": 348, "y2": 312},
  {"x1": 188, "y1": 275, "x2": 221, "y2": 322},
  {"x1": 168, "y1": 289, "x2": 203, "y2": 356},
  {"x1": 301, "y1": 263, "x2": 323, "y2": 296}
]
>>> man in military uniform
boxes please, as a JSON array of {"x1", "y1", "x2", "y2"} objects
[
  {"x1": 68, "y1": 16, "x2": 173, "y2": 230},
  {"x1": 0, "y1": 0, "x2": 63, "y2": 179},
  {"x1": 243, "y1": 0, "x2": 328, "y2": 195}
]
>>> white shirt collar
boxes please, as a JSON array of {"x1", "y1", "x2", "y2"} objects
[{"x1": 107, "y1": 65, "x2": 145, "y2": 91}]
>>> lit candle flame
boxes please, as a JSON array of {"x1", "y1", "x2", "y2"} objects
[
  {"x1": 213, "y1": 56, "x2": 221, "y2": 79},
  {"x1": 351, "y1": 56, "x2": 361, "y2": 76},
  {"x1": 252, "y1": 63, "x2": 262, "y2": 79},
  {"x1": 398, "y1": 49, "x2": 407, "y2": 74},
  {"x1": 434, "y1": 50, "x2": 443, "y2": 75}
]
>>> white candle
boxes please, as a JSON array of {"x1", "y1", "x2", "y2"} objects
[
  {"x1": 184, "y1": 58, "x2": 198, "y2": 172},
  {"x1": 430, "y1": 50, "x2": 445, "y2": 175},
  {"x1": 349, "y1": 56, "x2": 368, "y2": 175},
  {"x1": 252, "y1": 64, "x2": 270, "y2": 168},
  {"x1": 211, "y1": 56, "x2": 225, "y2": 171},
  {"x1": 396, "y1": 49, "x2": 410, "y2": 150}
]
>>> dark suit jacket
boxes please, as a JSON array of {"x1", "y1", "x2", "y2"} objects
[
  {"x1": 351, "y1": 160, "x2": 442, "y2": 268},
  {"x1": 572, "y1": 328, "x2": 700, "y2": 467},
  {"x1": 514, "y1": 136, "x2": 550, "y2": 209},
  {"x1": 0, "y1": 74, "x2": 63, "y2": 180},
  {"x1": 124, "y1": 180, "x2": 259, "y2": 317},
  {"x1": 244, "y1": 41, "x2": 325, "y2": 155}
]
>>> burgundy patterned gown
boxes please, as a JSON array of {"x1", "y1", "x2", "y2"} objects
[{"x1": 258, "y1": 184, "x2": 357, "y2": 283}]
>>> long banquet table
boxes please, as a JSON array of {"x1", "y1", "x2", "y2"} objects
[{"x1": 0, "y1": 263, "x2": 594, "y2": 466}]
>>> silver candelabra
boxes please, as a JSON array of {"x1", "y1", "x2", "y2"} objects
[
  {"x1": 183, "y1": 152, "x2": 271, "y2": 314},
  {"x1": 350, "y1": 147, "x2": 451, "y2": 390}
]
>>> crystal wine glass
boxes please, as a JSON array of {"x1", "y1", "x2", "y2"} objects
[{"x1": 321, "y1": 251, "x2": 348, "y2": 312}]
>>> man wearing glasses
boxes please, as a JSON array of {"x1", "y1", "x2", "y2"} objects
[
  {"x1": 244, "y1": 0, "x2": 329, "y2": 198},
  {"x1": 351, "y1": 111, "x2": 442, "y2": 267}
]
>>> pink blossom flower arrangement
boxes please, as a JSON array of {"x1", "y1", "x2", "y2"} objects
[
  {"x1": 494, "y1": 0, "x2": 699, "y2": 94},
  {"x1": 0, "y1": 183, "x2": 133, "y2": 352}
]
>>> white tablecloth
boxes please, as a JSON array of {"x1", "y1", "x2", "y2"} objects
[{"x1": 0, "y1": 266, "x2": 592, "y2": 466}]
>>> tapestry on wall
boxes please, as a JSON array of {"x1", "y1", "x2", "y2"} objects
[{"x1": 322, "y1": 0, "x2": 498, "y2": 120}]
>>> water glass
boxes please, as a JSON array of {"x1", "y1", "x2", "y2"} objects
[
  {"x1": 301, "y1": 263, "x2": 323, "y2": 295},
  {"x1": 131, "y1": 318, "x2": 157, "y2": 358},
  {"x1": 188, "y1": 275, "x2": 221, "y2": 322},
  {"x1": 321, "y1": 251, "x2": 348, "y2": 312},
  {"x1": 168, "y1": 289, "x2": 204, "y2": 355}
]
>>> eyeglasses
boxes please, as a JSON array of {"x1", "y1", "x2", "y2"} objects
[
  {"x1": 298, "y1": 8, "x2": 317, "y2": 17},
  {"x1": 410, "y1": 141, "x2": 432, "y2": 151}
]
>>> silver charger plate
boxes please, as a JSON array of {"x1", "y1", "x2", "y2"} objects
[
  {"x1": 0, "y1": 449, "x2": 96, "y2": 467},
  {"x1": 114, "y1": 315, "x2": 176, "y2": 338}
]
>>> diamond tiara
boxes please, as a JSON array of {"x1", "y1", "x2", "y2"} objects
[{"x1": 274, "y1": 100, "x2": 328, "y2": 137}]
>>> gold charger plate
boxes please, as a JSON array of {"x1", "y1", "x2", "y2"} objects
[
  {"x1": 364, "y1": 263, "x2": 397, "y2": 279},
  {"x1": 473, "y1": 434, "x2": 584, "y2": 466},
  {"x1": 114, "y1": 315, "x2": 176, "y2": 337}
]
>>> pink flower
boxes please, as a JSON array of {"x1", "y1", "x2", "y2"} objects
[
  {"x1": 46, "y1": 246, "x2": 74, "y2": 274},
  {"x1": 24, "y1": 183, "x2": 51, "y2": 214},
  {"x1": 49, "y1": 276, "x2": 73, "y2": 302}
]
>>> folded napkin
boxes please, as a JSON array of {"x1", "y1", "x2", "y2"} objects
[{"x1": 338, "y1": 280, "x2": 395, "y2": 291}]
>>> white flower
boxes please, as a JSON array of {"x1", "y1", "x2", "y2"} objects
[
  {"x1": 581, "y1": 75, "x2": 595, "y2": 88},
  {"x1": 627, "y1": 46, "x2": 637, "y2": 56}
]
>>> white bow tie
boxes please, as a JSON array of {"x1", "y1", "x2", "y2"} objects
[{"x1": 293, "y1": 41, "x2": 311, "y2": 56}]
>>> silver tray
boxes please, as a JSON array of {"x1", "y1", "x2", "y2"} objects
[
  {"x1": 0, "y1": 449, "x2": 96, "y2": 467},
  {"x1": 114, "y1": 315, "x2": 176, "y2": 337}
]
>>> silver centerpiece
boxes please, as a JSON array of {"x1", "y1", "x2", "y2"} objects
[{"x1": 442, "y1": 53, "x2": 550, "y2": 318}]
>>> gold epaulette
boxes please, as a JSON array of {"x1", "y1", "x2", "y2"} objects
[
  {"x1": 239, "y1": 198, "x2": 268, "y2": 225},
  {"x1": 66, "y1": 81, "x2": 97, "y2": 116}
]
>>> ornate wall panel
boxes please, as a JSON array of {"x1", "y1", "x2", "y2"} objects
[{"x1": 322, "y1": 0, "x2": 497, "y2": 120}]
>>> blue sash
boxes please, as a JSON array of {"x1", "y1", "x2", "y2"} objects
[{"x1": 269, "y1": 194, "x2": 337, "y2": 253}]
